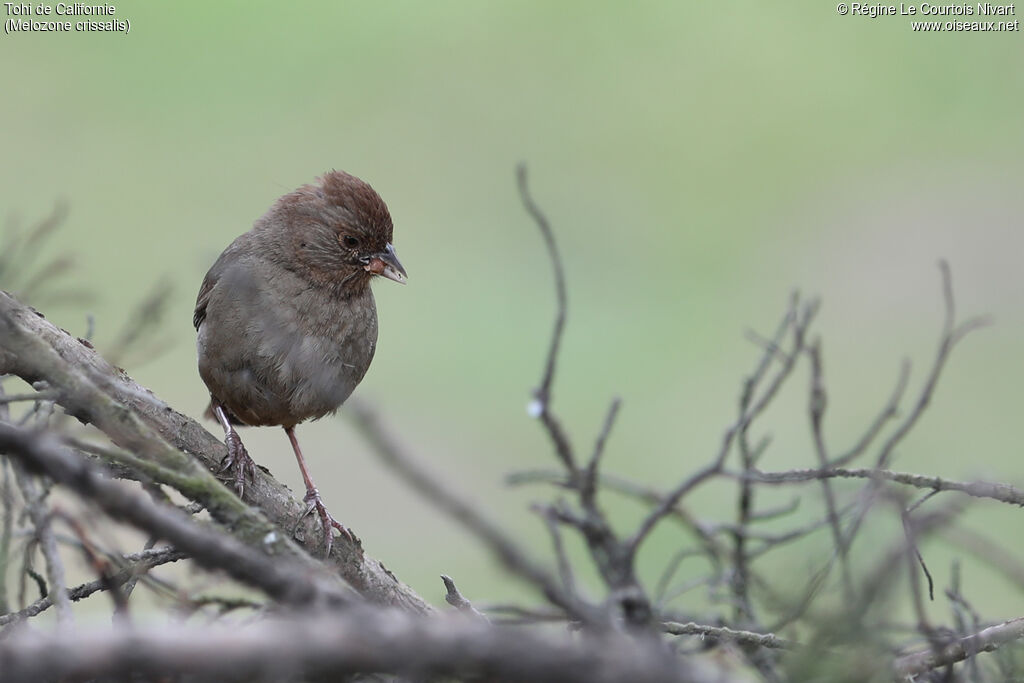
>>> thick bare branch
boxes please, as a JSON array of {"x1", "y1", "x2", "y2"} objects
[{"x1": 0, "y1": 289, "x2": 431, "y2": 613}]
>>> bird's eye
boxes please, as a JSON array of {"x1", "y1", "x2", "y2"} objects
[{"x1": 343, "y1": 236, "x2": 360, "y2": 248}]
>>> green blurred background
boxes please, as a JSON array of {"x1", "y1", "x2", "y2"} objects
[{"x1": 2, "y1": 2, "x2": 1022, "y2": 620}]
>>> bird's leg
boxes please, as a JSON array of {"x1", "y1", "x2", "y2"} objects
[
  {"x1": 213, "y1": 401, "x2": 257, "y2": 499},
  {"x1": 284, "y1": 426, "x2": 353, "y2": 557}
]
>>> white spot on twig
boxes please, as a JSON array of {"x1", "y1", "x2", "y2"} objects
[{"x1": 527, "y1": 398, "x2": 544, "y2": 418}]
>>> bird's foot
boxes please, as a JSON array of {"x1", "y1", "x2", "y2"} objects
[
  {"x1": 217, "y1": 431, "x2": 257, "y2": 499},
  {"x1": 296, "y1": 487, "x2": 354, "y2": 557}
]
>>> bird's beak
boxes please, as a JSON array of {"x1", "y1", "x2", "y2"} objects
[{"x1": 363, "y1": 243, "x2": 407, "y2": 284}]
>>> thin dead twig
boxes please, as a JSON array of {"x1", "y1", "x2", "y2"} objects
[
  {"x1": 0, "y1": 546, "x2": 185, "y2": 627},
  {"x1": 662, "y1": 621, "x2": 798, "y2": 651},
  {"x1": 741, "y1": 467, "x2": 1024, "y2": 506},
  {"x1": 440, "y1": 575, "x2": 487, "y2": 620},
  {"x1": 9, "y1": 462, "x2": 72, "y2": 628},
  {"x1": 627, "y1": 293, "x2": 808, "y2": 558},
  {"x1": 840, "y1": 262, "x2": 990, "y2": 555},
  {"x1": 806, "y1": 339, "x2": 853, "y2": 601},
  {"x1": 518, "y1": 164, "x2": 576, "y2": 475},
  {"x1": 580, "y1": 397, "x2": 621, "y2": 510},
  {"x1": 894, "y1": 616, "x2": 1024, "y2": 678}
]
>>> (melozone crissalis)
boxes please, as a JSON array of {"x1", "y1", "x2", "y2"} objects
[{"x1": 193, "y1": 170, "x2": 406, "y2": 554}]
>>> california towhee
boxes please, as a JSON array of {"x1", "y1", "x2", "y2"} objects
[{"x1": 194, "y1": 170, "x2": 406, "y2": 554}]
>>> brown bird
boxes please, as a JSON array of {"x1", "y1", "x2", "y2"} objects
[{"x1": 194, "y1": 170, "x2": 406, "y2": 554}]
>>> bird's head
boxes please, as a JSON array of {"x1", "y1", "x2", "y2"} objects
[{"x1": 267, "y1": 170, "x2": 407, "y2": 292}]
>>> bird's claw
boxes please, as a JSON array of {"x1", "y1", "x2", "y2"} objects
[
  {"x1": 218, "y1": 432, "x2": 257, "y2": 499},
  {"x1": 295, "y1": 487, "x2": 354, "y2": 557}
]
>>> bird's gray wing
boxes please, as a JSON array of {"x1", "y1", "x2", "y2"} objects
[
  {"x1": 193, "y1": 268, "x2": 217, "y2": 330},
  {"x1": 194, "y1": 239, "x2": 248, "y2": 330}
]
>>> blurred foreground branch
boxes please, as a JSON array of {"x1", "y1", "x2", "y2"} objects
[{"x1": 0, "y1": 609, "x2": 714, "y2": 683}]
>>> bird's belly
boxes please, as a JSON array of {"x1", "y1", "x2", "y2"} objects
[
  {"x1": 268, "y1": 334, "x2": 368, "y2": 421},
  {"x1": 197, "y1": 301, "x2": 377, "y2": 427}
]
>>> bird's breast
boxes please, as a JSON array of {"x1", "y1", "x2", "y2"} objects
[
  {"x1": 197, "y1": 261, "x2": 379, "y2": 426},
  {"x1": 266, "y1": 283, "x2": 378, "y2": 419}
]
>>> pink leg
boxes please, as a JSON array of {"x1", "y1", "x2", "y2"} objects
[
  {"x1": 213, "y1": 401, "x2": 256, "y2": 499},
  {"x1": 284, "y1": 426, "x2": 353, "y2": 556}
]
